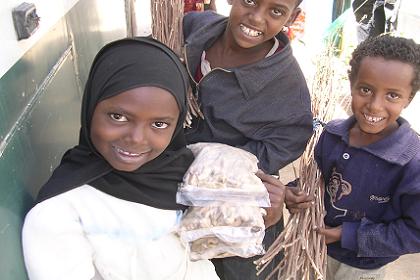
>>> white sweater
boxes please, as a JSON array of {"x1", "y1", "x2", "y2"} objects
[{"x1": 22, "y1": 185, "x2": 219, "y2": 280}]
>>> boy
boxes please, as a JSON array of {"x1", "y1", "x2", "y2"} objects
[
  {"x1": 182, "y1": 0, "x2": 313, "y2": 279},
  {"x1": 313, "y1": 35, "x2": 420, "y2": 279}
]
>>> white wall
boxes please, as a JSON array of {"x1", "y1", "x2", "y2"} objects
[
  {"x1": 215, "y1": 0, "x2": 231, "y2": 16},
  {"x1": 0, "y1": 0, "x2": 80, "y2": 77},
  {"x1": 300, "y1": 0, "x2": 335, "y2": 55},
  {"x1": 396, "y1": 0, "x2": 420, "y2": 43},
  {"x1": 135, "y1": 0, "x2": 152, "y2": 36}
]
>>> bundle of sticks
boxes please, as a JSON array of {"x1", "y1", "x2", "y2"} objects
[
  {"x1": 150, "y1": 0, "x2": 203, "y2": 126},
  {"x1": 254, "y1": 45, "x2": 339, "y2": 280},
  {"x1": 150, "y1": 0, "x2": 184, "y2": 57}
]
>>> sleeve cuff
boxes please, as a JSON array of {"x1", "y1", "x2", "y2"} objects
[{"x1": 341, "y1": 222, "x2": 360, "y2": 252}]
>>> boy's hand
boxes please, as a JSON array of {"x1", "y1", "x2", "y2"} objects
[
  {"x1": 285, "y1": 187, "x2": 314, "y2": 214},
  {"x1": 256, "y1": 170, "x2": 285, "y2": 228},
  {"x1": 316, "y1": 226, "x2": 342, "y2": 244}
]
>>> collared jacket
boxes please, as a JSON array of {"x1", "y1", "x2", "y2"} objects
[
  {"x1": 315, "y1": 116, "x2": 420, "y2": 269},
  {"x1": 183, "y1": 11, "x2": 313, "y2": 174}
]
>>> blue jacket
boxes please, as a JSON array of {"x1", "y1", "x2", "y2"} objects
[
  {"x1": 183, "y1": 11, "x2": 313, "y2": 174},
  {"x1": 315, "y1": 116, "x2": 420, "y2": 269}
]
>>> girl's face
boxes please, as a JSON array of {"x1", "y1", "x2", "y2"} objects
[
  {"x1": 90, "y1": 86, "x2": 180, "y2": 172},
  {"x1": 350, "y1": 57, "x2": 413, "y2": 145}
]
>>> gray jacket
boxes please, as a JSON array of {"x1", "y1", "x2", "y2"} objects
[{"x1": 183, "y1": 11, "x2": 313, "y2": 174}]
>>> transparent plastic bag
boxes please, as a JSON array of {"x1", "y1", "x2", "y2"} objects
[
  {"x1": 188, "y1": 237, "x2": 265, "y2": 261},
  {"x1": 177, "y1": 142, "x2": 270, "y2": 207},
  {"x1": 178, "y1": 203, "x2": 266, "y2": 260}
]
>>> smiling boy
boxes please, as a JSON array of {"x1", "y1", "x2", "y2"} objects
[
  {"x1": 313, "y1": 35, "x2": 420, "y2": 280},
  {"x1": 182, "y1": 0, "x2": 313, "y2": 279}
]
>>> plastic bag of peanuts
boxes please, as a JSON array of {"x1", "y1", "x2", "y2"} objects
[
  {"x1": 176, "y1": 142, "x2": 270, "y2": 207},
  {"x1": 176, "y1": 142, "x2": 270, "y2": 260},
  {"x1": 178, "y1": 203, "x2": 266, "y2": 260}
]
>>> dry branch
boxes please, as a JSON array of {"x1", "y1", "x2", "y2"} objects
[
  {"x1": 255, "y1": 43, "x2": 340, "y2": 280},
  {"x1": 150, "y1": 0, "x2": 184, "y2": 57},
  {"x1": 150, "y1": 0, "x2": 204, "y2": 126}
]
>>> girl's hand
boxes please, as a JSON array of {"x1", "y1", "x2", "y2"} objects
[
  {"x1": 256, "y1": 170, "x2": 286, "y2": 228},
  {"x1": 316, "y1": 226, "x2": 342, "y2": 244}
]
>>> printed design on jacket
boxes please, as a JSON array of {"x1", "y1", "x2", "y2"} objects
[
  {"x1": 327, "y1": 168, "x2": 352, "y2": 219},
  {"x1": 369, "y1": 194, "x2": 390, "y2": 204}
]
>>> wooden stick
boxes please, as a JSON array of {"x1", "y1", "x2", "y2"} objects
[
  {"x1": 151, "y1": 0, "x2": 184, "y2": 57},
  {"x1": 254, "y1": 43, "x2": 340, "y2": 280}
]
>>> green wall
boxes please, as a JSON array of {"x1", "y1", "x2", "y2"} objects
[{"x1": 0, "y1": 0, "x2": 127, "y2": 278}]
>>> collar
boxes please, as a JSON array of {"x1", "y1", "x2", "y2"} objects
[
  {"x1": 184, "y1": 15, "x2": 295, "y2": 99},
  {"x1": 200, "y1": 37, "x2": 280, "y2": 76},
  {"x1": 326, "y1": 116, "x2": 420, "y2": 165}
]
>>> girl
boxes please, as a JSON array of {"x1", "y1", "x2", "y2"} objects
[{"x1": 22, "y1": 37, "x2": 219, "y2": 280}]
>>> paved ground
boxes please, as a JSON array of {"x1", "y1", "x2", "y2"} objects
[
  {"x1": 386, "y1": 254, "x2": 420, "y2": 280},
  {"x1": 279, "y1": 163, "x2": 420, "y2": 280}
]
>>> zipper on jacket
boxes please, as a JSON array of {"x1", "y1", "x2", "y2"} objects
[{"x1": 183, "y1": 44, "x2": 232, "y2": 95}]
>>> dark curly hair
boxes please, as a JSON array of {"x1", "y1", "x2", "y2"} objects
[{"x1": 348, "y1": 34, "x2": 420, "y2": 98}]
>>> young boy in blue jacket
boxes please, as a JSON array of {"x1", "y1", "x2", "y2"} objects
[
  {"x1": 182, "y1": 0, "x2": 313, "y2": 279},
  {"x1": 310, "y1": 35, "x2": 420, "y2": 279}
]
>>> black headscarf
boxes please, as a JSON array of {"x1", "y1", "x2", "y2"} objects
[{"x1": 37, "y1": 37, "x2": 193, "y2": 210}]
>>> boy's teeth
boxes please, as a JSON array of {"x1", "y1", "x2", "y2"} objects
[
  {"x1": 240, "y1": 24, "x2": 262, "y2": 37},
  {"x1": 364, "y1": 114, "x2": 384, "y2": 123}
]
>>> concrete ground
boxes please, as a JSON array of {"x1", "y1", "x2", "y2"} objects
[
  {"x1": 279, "y1": 163, "x2": 420, "y2": 280},
  {"x1": 386, "y1": 254, "x2": 420, "y2": 280}
]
